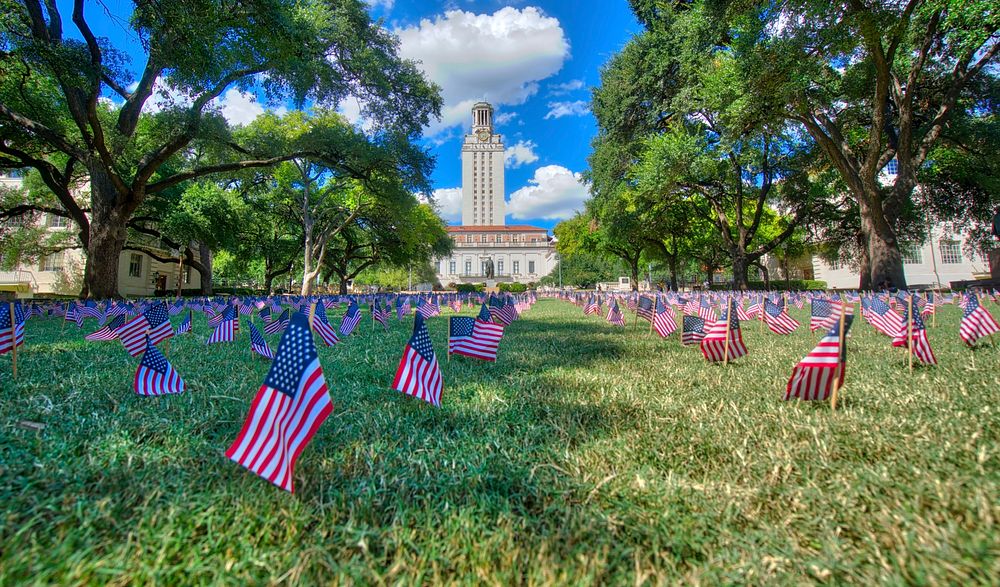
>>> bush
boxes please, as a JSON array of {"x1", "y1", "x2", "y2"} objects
[
  {"x1": 498, "y1": 282, "x2": 528, "y2": 293},
  {"x1": 454, "y1": 283, "x2": 484, "y2": 293},
  {"x1": 743, "y1": 280, "x2": 828, "y2": 291}
]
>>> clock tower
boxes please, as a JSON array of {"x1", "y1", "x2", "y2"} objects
[{"x1": 461, "y1": 102, "x2": 505, "y2": 226}]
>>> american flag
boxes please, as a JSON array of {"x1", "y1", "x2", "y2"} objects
[
  {"x1": 168, "y1": 300, "x2": 185, "y2": 316},
  {"x1": 700, "y1": 300, "x2": 747, "y2": 362},
  {"x1": 683, "y1": 296, "x2": 699, "y2": 316},
  {"x1": 397, "y1": 297, "x2": 411, "y2": 320},
  {"x1": 264, "y1": 309, "x2": 290, "y2": 335},
  {"x1": 118, "y1": 303, "x2": 173, "y2": 357},
  {"x1": 746, "y1": 296, "x2": 763, "y2": 319},
  {"x1": 226, "y1": 311, "x2": 333, "y2": 492},
  {"x1": 893, "y1": 299, "x2": 937, "y2": 365},
  {"x1": 810, "y1": 298, "x2": 842, "y2": 332},
  {"x1": 698, "y1": 298, "x2": 718, "y2": 323},
  {"x1": 310, "y1": 303, "x2": 340, "y2": 347},
  {"x1": 636, "y1": 296, "x2": 655, "y2": 322},
  {"x1": 785, "y1": 310, "x2": 855, "y2": 401},
  {"x1": 134, "y1": 337, "x2": 185, "y2": 396},
  {"x1": 373, "y1": 301, "x2": 391, "y2": 330},
  {"x1": 490, "y1": 296, "x2": 517, "y2": 326},
  {"x1": 448, "y1": 305, "x2": 504, "y2": 361},
  {"x1": 258, "y1": 305, "x2": 272, "y2": 324},
  {"x1": 626, "y1": 296, "x2": 638, "y2": 312},
  {"x1": 652, "y1": 298, "x2": 677, "y2": 338},
  {"x1": 606, "y1": 300, "x2": 625, "y2": 327},
  {"x1": 959, "y1": 293, "x2": 1000, "y2": 346},
  {"x1": 0, "y1": 303, "x2": 25, "y2": 355},
  {"x1": 736, "y1": 300, "x2": 752, "y2": 322},
  {"x1": 339, "y1": 301, "x2": 362, "y2": 336},
  {"x1": 863, "y1": 296, "x2": 903, "y2": 337},
  {"x1": 583, "y1": 296, "x2": 600, "y2": 316},
  {"x1": 681, "y1": 315, "x2": 707, "y2": 346},
  {"x1": 177, "y1": 310, "x2": 192, "y2": 335},
  {"x1": 206, "y1": 306, "x2": 237, "y2": 344},
  {"x1": 921, "y1": 292, "x2": 937, "y2": 317},
  {"x1": 763, "y1": 298, "x2": 799, "y2": 335},
  {"x1": 248, "y1": 322, "x2": 274, "y2": 359},
  {"x1": 416, "y1": 297, "x2": 438, "y2": 319},
  {"x1": 85, "y1": 314, "x2": 126, "y2": 341},
  {"x1": 391, "y1": 313, "x2": 443, "y2": 407}
]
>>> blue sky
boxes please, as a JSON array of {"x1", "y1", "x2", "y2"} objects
[{"x1": 71, "y1": 0, "x2": 642, "y2": 231}]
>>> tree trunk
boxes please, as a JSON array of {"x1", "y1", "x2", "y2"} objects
[
  {"x1": 667, "y1": 256, "x2": 678, "y2": 291},
  {"x1": 198, "y1": 242, "x2": 214, "y2": 295},
  {"x1": 339, "y1": 279, "x2": 349, "y2": 295},
  {"x1": 629, "y1": 259, "x2": 639, "y2": 291},
  {"x1": 731, "y1": 254, "x2": 750, "y2": 291},
  {"x1": 860, "y1": 208, "x2": 905, "y2": 289},
  {"x1": 84, "y1": 171, "x2": 129, "y2": 299}
]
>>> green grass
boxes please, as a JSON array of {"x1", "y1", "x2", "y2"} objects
[{"x1": 1, "y1": 299, "x2": 998, "y2": 584}]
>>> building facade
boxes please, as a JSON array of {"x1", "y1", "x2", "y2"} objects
[
  {"x1": 435, "y1": 103, "x2": 557, "y2": 287},
  {"x1": 805, "y1": 161, "x2": 988, "y2": 289},
  {"x1": 0, "y1": 172, "x2": 202, "y2": 298}
]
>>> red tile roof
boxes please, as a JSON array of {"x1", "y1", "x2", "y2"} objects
[{"x1": 446, "y1": 225, "x2": 548, "y2": 233}]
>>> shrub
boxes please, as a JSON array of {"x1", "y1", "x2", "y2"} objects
[{"x1": 498, "y1": 282, "x2": 528, "y2": 293}]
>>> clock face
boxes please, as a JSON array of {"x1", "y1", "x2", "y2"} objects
[{"x1": 477, "y1": 129, "x2": 491, "y2": 142}]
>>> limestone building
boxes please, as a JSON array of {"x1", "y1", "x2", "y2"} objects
[{"x1": 436, "y1": 103, "x2": 557, "y2": 287}]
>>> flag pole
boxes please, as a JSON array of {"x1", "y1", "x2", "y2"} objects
[
  {"x1": 907, "y1": 294, "x2": 914, "y2": 373},
  {"x1": 648, "y1": 301, "x2": 655, "y2": 336},
  {"x1": 830, "y1": 305, "x2": 848, "y2": 411},
  {"x1": 446, "y1": 316, "x2": 451, "y2": 362},
  {"x1": 60, "y1": 301, "x2": 70, "y2": 334},
  {"x1": 722, "y1": 297, "x2": 732, "y2": 367},
  {"x1": 308, "y1": 302, "x2": 317, "y2": 330},
  {"x1": 10, "y1": 302, "x2": 18, "y2": 379}
]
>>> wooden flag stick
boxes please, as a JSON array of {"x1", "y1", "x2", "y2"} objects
[
  {"x1": 648, "y1": 302, "x2": 655, "y2": 336},
  {"x1": 10, "y1": 302, "x2": 18, "y2": 379},
  {"x1": 60, "y1": 301, "x2": 69, "y2": 334},
  {"x1": 830, "y1": 304, "x2": 849, "y2": 411},
  {"x1": 907, "y1": 294, "x2": 914, "y2": 373},
  {"x1": 308, "y1": 302, "x2": 317, "y2": 330},
  {"x1": 722, "y1": 297, "x2": 732, "y2": 367}
]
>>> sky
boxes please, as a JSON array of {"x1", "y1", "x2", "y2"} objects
[{"x1": 65, "y1": 0, "x2": 643, "y2": 232}]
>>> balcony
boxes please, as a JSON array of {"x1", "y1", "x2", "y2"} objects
[
  {"x1": 0, "y1": 271, "x2": 37, "y2": 294},
  {"x1": 452, "y1": 240, "x2": 551, "y2": 248}
]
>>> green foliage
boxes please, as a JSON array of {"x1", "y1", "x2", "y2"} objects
[
  {"x1": 448, "y1": 283, "x2": 481, "y2": 293},
  {"x1": 497, "y1": 282, "x2": 527, "y2": 293},
  {"x1": 539, "y1": 251, "x2": 622, "y2": 289},
  {"x1": 1, "y1": 300, "x2": 998, "y2": 583}
]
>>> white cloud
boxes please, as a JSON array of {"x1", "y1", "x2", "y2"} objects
[
  {"x1": 129, "y1": 79, "x2": 284, "y2": 126},
  {"x1": 548, "y1": 79, "x2": 585, "y2": 96},
  {"x1": 544, "y1": 100, "x2": 590, "y2": 120},
  {"x1": 495, "y1": 111, "x2": 518, "y2": 125},
  {"x1": 507, "y1": 165, "x2": 589, "y2": 220},
  {"x1": 425, "y1": 187, "x2": 463, "y2": 223},
  {"x1": 504, "y1": 140, "x2": 539, "y2": 169},
  {"x1": 367, "y1": 0, "x2": 394, "y2": 11},
  {"x1": 395, "y1": 7, "x2": 569, "y2": 135}
]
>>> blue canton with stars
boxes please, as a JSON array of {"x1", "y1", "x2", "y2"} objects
[
  {"x1": 140, "y1": 338, "x2": 171, "y2": 373},
  {"x1": 684, "y1": 315, "x2": 705, "y2": 333},
  {"x1": 264, "y1": 312, "x2": 317, "y2": 397},
  {"x1": 450, "y1": 317, "x2": 475, "y2": 338},
  {"x1": 964, "y1": 295, "x2": 981, "y2": 317},
  {"x1": 409, "y1": 314, "x2": 436, "y2": 362},
  {"x1": 145, "y1": 303, "x2": 169, "y2": 327},
  {"x1": 477, "y1": 304, "x2": 491, "y2": 322}
]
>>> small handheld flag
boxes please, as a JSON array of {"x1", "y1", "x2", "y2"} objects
[
  {"x1": 134, "y1": 337, "x2": 185, "y2": 396},
  {"x1": 391, "y1": 313, "x2": 443, "y2": 407}
]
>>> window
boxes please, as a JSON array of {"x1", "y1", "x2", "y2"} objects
[
  {"x1": 184, "y1": 266, "x2": 192, "y2": 284},
  {"x1": 466, "y1": 235, "x2": 473, "y2": 243},
  {"x1": 465, "y1": 260, "x2": 472, "y2": 275},
  {"x1": 449, "y1": 260, "x2": 456, "y2": 274},
  {"x1": 528, "y1": 261, "x2": 535, "y2": 274},
  {"x1": 512, "y1": 261, "x2": 520, "y2": 274},
  {"x1": 128, "y1": 253, "x2": 143, "y2": 278},
  {"x1": 46, "y1": 214, "x2": 68, "y2": 228},
  {"x1": 40, "y1": 251, "x2": 64, "y2": 272},
  {"x1": 497, "y1": 260, "x2": 504, "y2": 274},
  {"x1": 901, "y1": 244, "x2": 923, "y2": 264},
  {"x1": 939, "y1": 241, "x2": 962, "y2": 264},
  {"x1": 827, "y1": 259, "x2": 841, "y2": 270},
  {"x1": 481, "y1": 261, "x2": 489, "y2": 275}
]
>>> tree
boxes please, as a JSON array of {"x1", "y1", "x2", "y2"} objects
[
  {"x1": 554, "y1": 210, "x2": 647, "y2": 290},
  {"x1": 0, "y1": 0, "x2": 440, "y2": 297},
  {"x1": 321, "y1": 202, "x2": 451, "y2": 294},
  {"x1": 695, "y1": 0, "x2": 997, "y2": 287}
]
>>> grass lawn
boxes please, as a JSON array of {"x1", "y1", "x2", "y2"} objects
[{"x1": 1, "y1": 298, "x2": 998, "y2": 584}]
